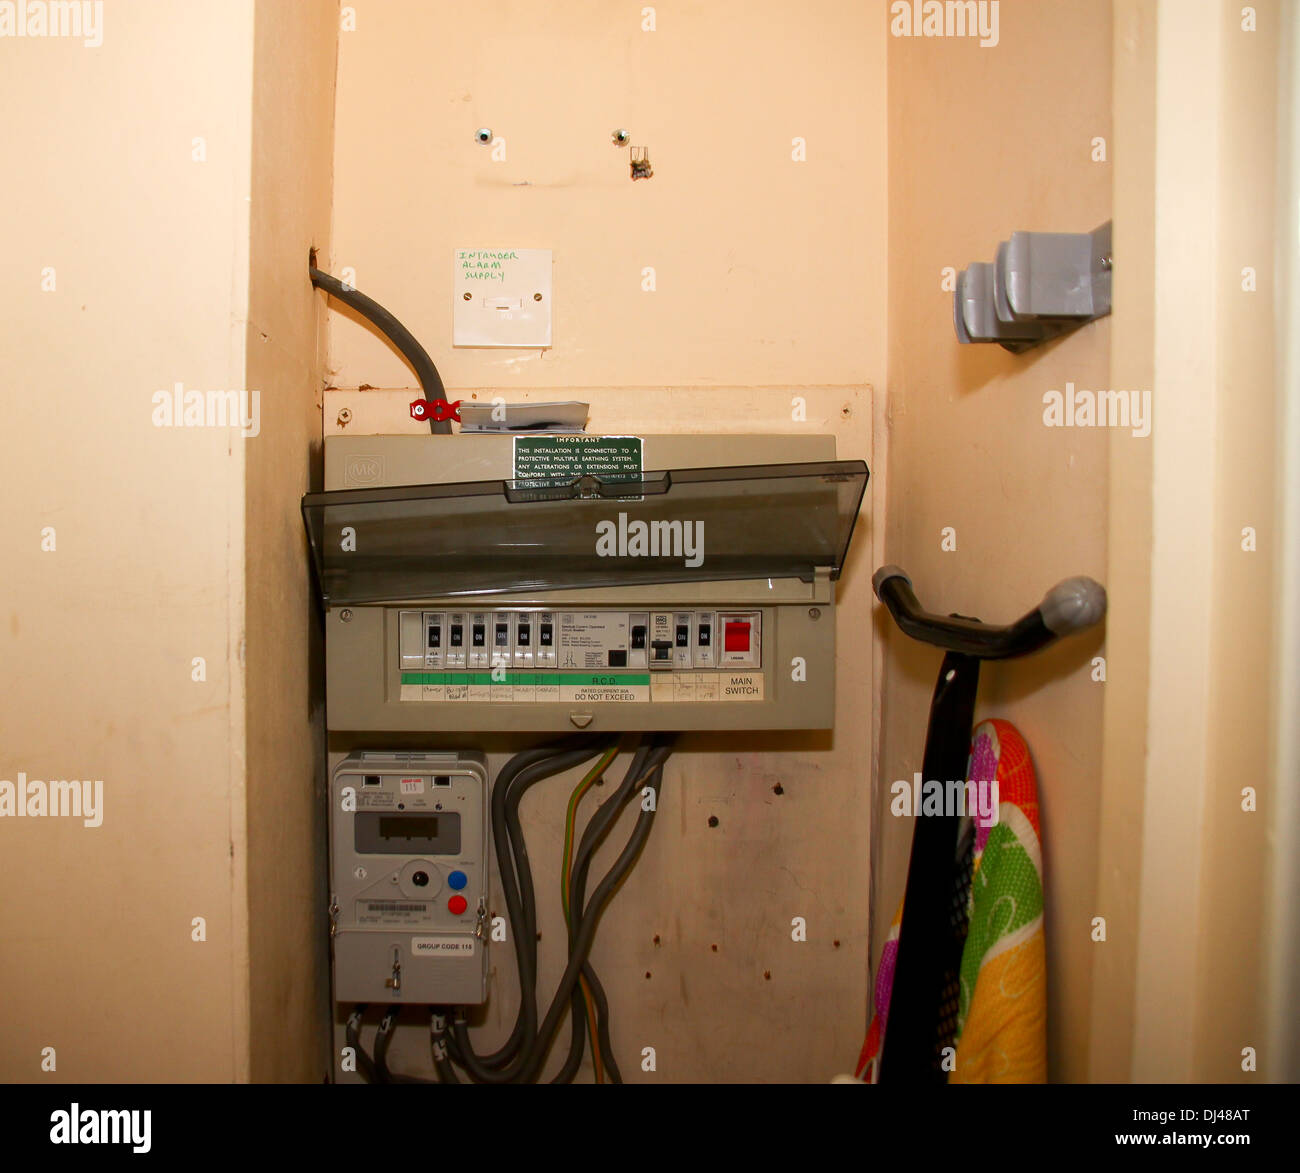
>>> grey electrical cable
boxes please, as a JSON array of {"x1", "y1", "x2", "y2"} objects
[
  {"x1": 373, "y1": 1006, "x2": 437, "y2": 1084},
  {"x1": 563, "y1": 741, "x2": 671, "y2": 1080},
  {"x1": 506, "y1": 743, "x2": 645, "y2": 1084},
  {"x1": 515, "y1": 762, "x2": 666, "y2": 1084},
  {"x1": 467, "y1": 743, "x2": 587, "y2": 1071},
  {"x1": 372, "y1": 1008, "x2": 396, "y2": 1084},
  {"x1": 345, "y1": 1006, "x2": 377, "y2": 1083},
  {"x1": 452, "y1": 742, "x2": 609, "y2": 1083},
  {"x1": 452, "y1": 742, "x2": 660, "y2": 1083},
  {"x1": 539, "y1": 743, "x2": 667, "y2": 1083},
  {"x1": 568, "y1": 740, "x2": 673, "y2": 919},
  {"x1": 583, "y1": 962, "x2": 621, "y2": 1084},
  {"x1": 430, "y1": 1011, "x2": 460, "y2": 1084},
  {"x1": 307, "y1": 265, "x2": 451, "y2": 435},
  {"x1": 441, "y1": 739, "x2": 669, "y2": 1084}
]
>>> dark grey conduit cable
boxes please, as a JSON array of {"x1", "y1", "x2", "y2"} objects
[
  {"x1": 446, "y1": 744, "x2": 585, "y2": 1074},
  {"x1": 430, "y1": 1012, "x2": 460, "y2": 1084},
  {"x1": 374, "y1": 1006, "x2": 436, "y2": 1084},
  {"x1": 453, "y1": 742, "x2": 608, "y2": 1083},
  {"x1": 516, "y1": 762, "x2": 667, "y2": 1084},
  {"x1": 443, "y1": 740, "x2": 670, "y2": 1083},
  {"x1": 345, "y1": 1007, "x2": 377, "y2": 1083},
  {"x1": 307, "y1": 266, "x2": 451, "y2": 435}
]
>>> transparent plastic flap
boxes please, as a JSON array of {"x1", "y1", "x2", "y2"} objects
[{"x1": 301, "y1": 460, "x2": 868, "y2": 605}]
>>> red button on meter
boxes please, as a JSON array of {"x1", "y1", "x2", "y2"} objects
[
  {"x1": 448, "y1": 895, "x2": 468, "y2": 916},
  {"x1": 724, "y1": 622, "x2": 751, "y2": 652}
]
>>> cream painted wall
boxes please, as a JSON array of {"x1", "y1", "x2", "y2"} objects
[
  {"x1": 877, "y1": 0, "x2": 1112, "y2": 1083},
  {"x1": 327, "y1": 1, "x2": 886, "y2": 1081},
  {"x1": 0, "y1": 2, "x2": 256, "y2": 1080},
  {"x1": 0, "y1": 0, "x2": 337, "y2": 1081},
  {"x1": 328, "y1": 0, "x2": 884, "y2": 392}
]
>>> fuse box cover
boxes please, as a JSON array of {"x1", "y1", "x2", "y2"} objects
[{"x1": 302, "y1": 460, "x2": 868, "y2": 605}]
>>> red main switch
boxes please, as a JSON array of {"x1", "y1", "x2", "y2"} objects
[{"x1": 724, "y1": 621, "x2": 751, "y2": 652}]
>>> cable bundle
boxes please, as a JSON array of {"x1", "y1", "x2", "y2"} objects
[{"x1": 349, "y1": 736, "x2": 672, "y2": 1084}]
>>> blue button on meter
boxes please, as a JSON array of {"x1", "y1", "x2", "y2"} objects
[{"x1": 447, "y1": 870, "x2": 468, "y2": 890}]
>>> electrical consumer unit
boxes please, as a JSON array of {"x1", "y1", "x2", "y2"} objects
[
  {"x1": 303, "y1": 433, "x2": 868, "y2": 733},
  {"x1": 330, "y1": 751, "x2": 489, "y2": 1006},
  {"x1": 305, "y1": 428, "x2": 868, "y2": 1076},
  {"x1": 303, "y1": 267, "x2": 874, "y2": 1084}
]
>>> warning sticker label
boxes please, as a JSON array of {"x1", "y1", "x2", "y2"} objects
[{"x1": 513, "y1": 435, "x2": 642, "y2": 486}]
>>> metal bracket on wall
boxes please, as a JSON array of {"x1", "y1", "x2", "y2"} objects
[{"x1": 954, "y1": 220, "x2": 1112, "y2": 353}]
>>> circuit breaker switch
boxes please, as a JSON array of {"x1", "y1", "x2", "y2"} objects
[
  {"x1": 724, "y1": 622, "x2": 751, "y2": 652},
  {"x1": 399, "y1": 610, "x2": 424, "y2": 670}
]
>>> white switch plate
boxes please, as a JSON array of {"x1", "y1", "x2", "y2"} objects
[{"x1": 453, "y1": 247, "x2": 552, "y2": 348}]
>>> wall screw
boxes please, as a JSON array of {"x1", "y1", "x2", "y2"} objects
[
  {"x1": 475, "y1": 127, "x2": 492, "y2": 144},
  {"x1": 612, "y1": 128, "x2": 630, "y2": 146},
  {"x1": 340, "y1": 609, "x2": 353, "y2": 622},
  {"x1": 463, "y1": 292, "x2": 472, "y2": 301}
]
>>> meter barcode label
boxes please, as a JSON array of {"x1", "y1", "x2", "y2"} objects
[{"x1": 359, "y1": 901, "x2": 430, "y2": 925}]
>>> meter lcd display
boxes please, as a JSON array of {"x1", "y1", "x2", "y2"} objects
[
  {"x1": 380, "y1": 815, "x2": 438, "y2": 839},
  {"x1": 355, "y1": 810, "x2": 461, "y2": 855}
]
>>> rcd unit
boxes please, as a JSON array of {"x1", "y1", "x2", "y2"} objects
[{"x1": 330, "y1": 751, "x2": 489, "y2": 1006}]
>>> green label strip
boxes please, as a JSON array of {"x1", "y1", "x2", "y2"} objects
[{"x1": 401, "y1": 672, "x2": 652, "y2": 686}]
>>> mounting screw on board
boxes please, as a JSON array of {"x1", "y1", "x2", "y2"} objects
[
  {"x1": 340, "y1": 609, "x2": 353, "y2": 623},
  {"x1": 612, "y1": 128, "x2": 630, "y2": 146},
  {"x1": 475, "y1": 127, "x2": 492, "y2": 144},
  {"x1": 336, "y1": 407, "x2": 352, "y2": 427}
]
